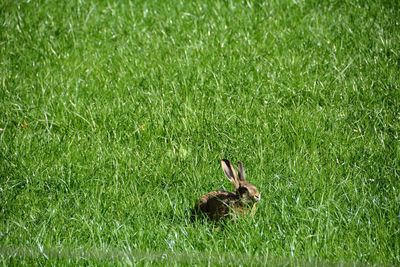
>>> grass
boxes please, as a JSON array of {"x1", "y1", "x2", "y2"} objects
[{"x1": 1, "y1": 0, "x2": 399, "y2": 265}]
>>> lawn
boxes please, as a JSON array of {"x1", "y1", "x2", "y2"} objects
[{"x1": 1, "y1": 0, "x2": 399, "y2": 265}]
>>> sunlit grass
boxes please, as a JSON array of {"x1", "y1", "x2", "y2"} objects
[{"x1": 1, "y1": 0, "x2": 399, "y2": 265}]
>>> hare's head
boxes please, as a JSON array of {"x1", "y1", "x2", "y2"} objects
[{"x1": 221, "y1": 159, "x2": 260, "y2": 203}]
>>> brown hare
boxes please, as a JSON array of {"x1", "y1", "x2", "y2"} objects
[{"x1": 193, "y1": 159, "x2": 260, "y2": 220}]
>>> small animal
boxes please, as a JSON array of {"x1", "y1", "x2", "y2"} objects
[{"x1": 193, "y1": 159, "x2": 260, "y2": 220}]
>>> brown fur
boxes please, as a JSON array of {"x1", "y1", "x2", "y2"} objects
[{"x1": 193, "y1": 159, "x2": 260, "y2": 220}]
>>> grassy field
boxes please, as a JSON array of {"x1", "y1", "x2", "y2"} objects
[{"x1": 1, "y1": 0, "x2": 399, "y2": 265}]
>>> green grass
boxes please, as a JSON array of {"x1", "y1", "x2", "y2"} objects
[{"x1": 1, "y1": 0, "x2": 399, "y2": 265}]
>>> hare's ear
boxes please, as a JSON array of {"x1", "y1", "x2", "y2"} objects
[
  {"x1": 238, "y1": 161, "x2": 246, "y2": 181},
  {"x1": 221, "y1": 159, "x2": 239, "y2": 189}
]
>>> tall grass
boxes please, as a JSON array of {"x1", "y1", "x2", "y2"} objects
[{"x1": 1, "y1": 0, "x2": 399, "y2": 265}]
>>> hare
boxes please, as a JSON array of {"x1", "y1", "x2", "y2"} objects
[{"x1": 193, "y1": 159, "x2": 260, "y2": 220}]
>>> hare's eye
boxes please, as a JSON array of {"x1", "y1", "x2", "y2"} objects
[{"x1": 238, "y1": 187, "x2": 248, "y2": 195}]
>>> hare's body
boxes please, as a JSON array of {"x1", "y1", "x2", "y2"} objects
[
  {"x1": 193, "y1": 159, "x2": 260, "y2": 221},
  {"x1": 196, "y1": 191, "x2": 238, "y2": 220}
]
